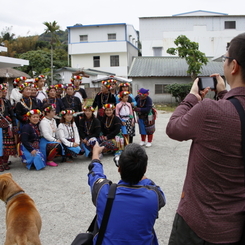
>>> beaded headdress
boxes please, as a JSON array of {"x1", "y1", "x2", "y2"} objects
[
  {"x1": 118, "y1": 91, "x2": 129, "y2": 99},
  {"x1": 71, "y1": 75, "x2": 82, "y2": 83},
  {"x1": 26, "y1": 109, "x2": 42, "y2": 117},
  {"x1": 119, "y1": 82, "x2": 130, "y2": 87},
  {"x1": 19, "y1": 82, "x2": 31, "y2": 93},
  {"x1": 34, "y1": 75, "x2": 45, "y2": 82},
  {"x1": 101, "y1": 80, "x2": 112, "y2": 89},
  {"x1": 65, "y1": 83, "x2": 75, "y2": 89},
  {"x1": 60, "y1": 109, "x2": 75, "y2": 116},
  {"x1": 103, "y1": 103, "x2": 115, "y2": 110},
  {"x1": 14, "y1": 76, "x2": 27, "y2": 85},
  {"x1": 55, "y1": 84, "x2": 64, "y2": 89},
  {"x1": 44, "y1": 104, "x2": 56, "y2": 112},
  {"x1": 82, "y1": 106, "x2": 95, "y2": 112}
]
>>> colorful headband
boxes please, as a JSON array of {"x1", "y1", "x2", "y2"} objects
[
  {"x1": 71, "y1": 75, "x2": 82, "y2": 83},
  {"x1": 30, "y1": 83, "x2": 38, "y2": 89},
  {"x1": 46, "y1": 85, "x2": 57, "y2": 93},
  {"x1": 19, "y1": 82, "x2": 31, "y2": 92},
  {"x1": 0, "y1": 84, "x2": 5, "y2": 91},
  {"x1": 83, "y1": 106, "x2": 95, "y2": 112},
  {"x1": 119, "y1": 82, "x2": 130, "y2": 87},
  {"x1": 26, "y1": 109, "x2": 42, "y2": 117},
  {"x1": 65, "y1": 83, "x2": 75, "y2": 89},
  {"x1": 118, "y1": 91, "x2": 129, "y2": 98},
  {"x1": 14, "y1": 76, "x2": 27, "y2": 85},
  {"x1": 60, "y1": 109, "x2": 75, "y2": 116},
  {"x1": 34, "y1": 75, "x2": 45, "y2": 82},
  {"x1": 55, "y1": 84, "x2": 64, "y2": 89},
  {"x1": 101, "y1": 80, "x2": 111, "y2": 89},
  {"x1": 44, "y1": 104, "x2": 56, "y2": 112},
  {"x1": 103, "y1": 104, "x2": 115, "y2": 110},
  {"x1": 108, "y1": 79, "x2": 117, "y2": 84}
]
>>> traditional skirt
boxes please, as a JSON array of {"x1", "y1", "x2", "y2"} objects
[
  {"x1": 40, "y1": 138, "x2": 64, "y2": 161},
  {"x1": 137, "y1": 114, "x2": 155, "y2": 135},
  {"x1": 80, "y1": 137, "x2": 99, "y2": 157},
  {"x1": 1, "y1": 127, "x2": 16, "y2": 156},
  {"x1": 63, "y1": 138, "x2": 82, "y2": 158}
]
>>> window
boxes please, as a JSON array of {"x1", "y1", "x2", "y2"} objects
[
  {"x1": 93, "y1": 56, "x2": 100, "y2": 67},
  {"x1": 80, "y1": 35, "x2": 88, "y2": 42},
  {"x1": 153, "y1": 47, "x2": 163, "y2": 56},
  {"x1": 110, "y1": 55, "x2": 119, "y2": 66},
  {"x1": 108, "y1": 33, "x2": 116, "y2": 40},
  {"x1": 224, "y1": 21, "x2": 236, "y2": 29},
  {"x1": 155, "y1": 84, "x2": 168, "y2": 94}
]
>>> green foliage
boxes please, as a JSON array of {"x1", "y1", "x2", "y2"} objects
[
  {"x1": 167, "y1": 35, "x2": 208, "y2": 80},
  {"x1": 166, "y1": 83, "x2": 192, "y2": 103}
]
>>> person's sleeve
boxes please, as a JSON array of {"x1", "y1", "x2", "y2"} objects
[
  {"x1": 73, "y1": 122, "x2": 80, "y2": 144},
  {"x1": 88, "y1": 160, "x2": 111, "y2": 206},
  {"x1": 58, "y1": 98, "x2": 65, "y2": 111},
  {"x1": 15, "y1": 102, "x2": 26, "y2": 123},
  {"x1": 57, "y1": 124, "x2": 73, "y2": 147},
  {"x1": 20, "y1": 125, "x2": 34, "y2": 152},
  {"x1": 166, "y1": 93, "x2": 207, "y2": 141},
  {"x1": 130, "y1": 94, "x2": 137, "y2": 107},
  {"x1": 92, "y1": 94, "x2": 98, "y2": 109},
  {"x1": 87, "y1": 119, "x2": 101, "y2": 140},
  {"x1": 81, "y1": 89, "x2": 87, "y2": 99},
  {"x1": 139, "y1": 97, "x2": 152, "y2": 113},
  {"x1": 106, "y1": 116, "x2": 121, "y2": 139}
]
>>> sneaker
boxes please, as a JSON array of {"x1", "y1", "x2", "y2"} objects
[
  {"x1": 139, "y1": 141, "x2": 145, "y2": 146},
  {"x1": 46, "y1": 161, "x2": 58, "y2": 167},
  {"x1": 145, "y1": 142, "x2": 152, "y2": 148}
]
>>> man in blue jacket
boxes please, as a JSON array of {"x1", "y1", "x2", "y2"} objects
[{"x1": 88, "y1": 142, "x2": 166, "y2": 245}]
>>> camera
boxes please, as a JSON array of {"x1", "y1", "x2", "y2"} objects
[{"x1": 198, "y1": 77, "x2": 217, "y2": 90}]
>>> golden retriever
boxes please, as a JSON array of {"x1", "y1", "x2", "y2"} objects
[{"x1": 0, "y1": 173, "x2": 42, "y2": 245}]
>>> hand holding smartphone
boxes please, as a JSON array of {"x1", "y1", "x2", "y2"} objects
[{"x1": 198, "y1": 77, "x2": 217, "y2": 90}]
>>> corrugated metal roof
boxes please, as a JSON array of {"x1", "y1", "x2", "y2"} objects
[{"x1": 128, "y1": 57, "x2": 224, "y2": 77}]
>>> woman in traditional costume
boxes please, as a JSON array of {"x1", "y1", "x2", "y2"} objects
[
  {"x1": 39, "y1": 103, "x2": 64, "y2": 167},
  {"x1": 34, "y1": 75, "x2": 47, "y2": 103},
  {"x1": 10, "y1": 76, "x2": 26, "y2": 106},
  {"x1": 78, "y1": 106, "x2": 101, "y2": 157},
  {"x1": 116, "y1": 91, "x2": 135, "y2": 144},
  {"x1": 30, "y1": 83, "x2": 42, "y2": 108},
  {"x1": 15, "y1": 83, "x2": 39, "y2": 125},
  {"x1": 134, "y1": 88, "x2": 156, "y2": 148},
  {"x1": 116, "y1": 82, "x2": 136, "y2": 107},
  {"x1": 0, "y1": 84, "x2": 17, "y2": 172},
  {"x1": 92, "y1": 80, "x2": 116, "y2": 122},
  {"x1": 55, "y1": 84, "x2": 64, "y2": 99},
  {"x1": 20, "y1": 109, "x2": 45, "y2": 170},
  {"x1": 57, "y1": 109, "x2": 81, "y2": 162},
  {"x1": 71, "y1": 75, "x2": 88, "y2": 106},
  {"x1": 100, "y1": 103, "x2": 122, "y2": 155}
]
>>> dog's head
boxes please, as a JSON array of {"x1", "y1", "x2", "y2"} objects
[{"x1": 0, "y1": 173, "x2": 23, "y2": 202}]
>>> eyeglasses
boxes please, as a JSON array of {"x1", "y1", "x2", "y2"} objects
[{"x1": 222, "y1": 55, "x2": 235, "y2": 62}]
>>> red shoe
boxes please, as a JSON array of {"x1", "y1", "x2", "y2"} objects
[
  {"x1": 46, "y1": 161, "x2": 58, "y2": 167},
  {"x1": 3, "y1": 165, "x2": 10, "y2": 170},
  {"x1": 0, "y1": 165, "x2": 4, "y2": 172}
]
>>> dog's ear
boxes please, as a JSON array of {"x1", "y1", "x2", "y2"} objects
[
  {"x1": 5, "y1": 173, "x2": 12, "y2": 178},
  {"x1": 0, "y1": 178, "x2": 6, "y2": 200}
]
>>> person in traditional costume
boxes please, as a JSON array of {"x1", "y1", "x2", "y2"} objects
[
  {"x1": 15, "y1": 82, "x2": 39, "y2": 125},
  {"x1": 62, "y1": 83, "x2": 82, "y2": 126},
  {"x1": 92, "y1": 80, "x2": 116, "y2": 122},
  {"x1": 116, "y1": 82, "x2": 137, "y2": 107},
  {"x1": 19, "y1": 109, "x2": 46, "y2": 170},
  {"x1": 10, "y1": 76, "x2": 26, "y2": 106},
  {"x1": 55, "y1": 84, "x2": 64, "y2": 99},
  {"x1": 100, "y1": 103, "x2": 123, "y2": 155},
  {"x1": 57, "y1": 109, "x2": 81, "y2": 162},
  {"x1": 109, "y1": 78, "x2": 118, "y2": 96},
  {"x1": 71, "y1": 75, "x2": 88, "y2": 107},
  {"x1": 34, "y1": 75, "x2": 47, "y2": 103},
  {"x1": 30, "y1": 83, "x2": 42, "y2": 108},
  {"x1": 78, "y1": 106, "x2": 101, "y2": 157},
  {"x1": 43, "y1": 85, "x2": 65, "y2": 125},
  {"x1": 0, "y1": 84, "x2": 18, "y2": 172},
  {"x1": 116, "y1": 91, "x2": 135, "y2": 144},
  {"x1": 39, "y1": 103, "x2": 64, "y2": 167},
  {"x1": 134, "y1": 88, "x2": 156, "y2": 148}
]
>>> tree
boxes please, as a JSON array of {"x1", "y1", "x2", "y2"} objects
[
  {"x1": 166, "y1": 83, "x2": 192, "y2": 103},
  {"x1": 167, "y1": 35, "x2": 208, "y2": 81},
  {"x1": 43, "y1": 21, "x2": 61, "y2": 84}
]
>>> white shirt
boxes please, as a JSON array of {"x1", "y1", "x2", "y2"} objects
[
  {"x1": 57, "y1": 122, "x2": 80, "y2": 147},
  {"x1": 39, "y1": 117, "x2": 58, "y2": 142},
  {"x1": 36, "y1": 89, "x2": 47, "y2": 102},
  {"x1": 10, "y1": 88, "x2": 22, "y2": 106}
]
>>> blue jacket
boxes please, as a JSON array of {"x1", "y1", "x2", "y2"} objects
[{"x1": 88, "y1": 160, "x2": 166, "y2": 245}]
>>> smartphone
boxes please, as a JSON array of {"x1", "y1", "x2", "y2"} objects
[{"x1": 198, "y1": 77, "x2": 217, "y2": 90}]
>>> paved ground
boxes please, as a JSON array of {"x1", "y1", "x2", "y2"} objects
[{"x1": 0, "y1": 111, "x2": 191, "y2": 245}]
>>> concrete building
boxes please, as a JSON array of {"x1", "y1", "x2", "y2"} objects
[
  {"x1": 67, "y1": 23, "x2": 139, "y2": 78},
  {"x1": 139, "y1": 10, "x2": 245, "y2": 59}
]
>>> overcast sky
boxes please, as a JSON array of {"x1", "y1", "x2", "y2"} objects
[{"x1": 1, "y1": 0, "x2": 245, "y2": 37}]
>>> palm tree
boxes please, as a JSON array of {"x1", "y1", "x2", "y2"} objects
[{"x1": 43, "y1": 21, "x2": 60, "y2": 84}]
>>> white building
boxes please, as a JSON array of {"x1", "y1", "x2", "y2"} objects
[
  {"x1": 139, "y1": 10, "x2": 245, "y2": 59},
  {"x1": 67, "y1": 23, "x2": 139, "y2": 78}
]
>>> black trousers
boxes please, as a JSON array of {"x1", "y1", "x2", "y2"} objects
[{"x1": 168, "y1": 213, "x2": 241, "y2": 245}]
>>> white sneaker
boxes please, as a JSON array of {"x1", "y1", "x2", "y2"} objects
[
  {"x1": 145, "y1": 142, "x2": 152, "y2": 147},
  {"x1": 139, "y1": 141, "x2": 145, "y2": 146}
]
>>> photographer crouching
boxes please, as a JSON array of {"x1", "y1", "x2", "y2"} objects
[{"x1": 88, "y1": 142, "x2": 166, "y2": 244}]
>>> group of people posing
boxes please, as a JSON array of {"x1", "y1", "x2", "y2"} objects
[{"x1": 0, "y1": 74, "x2": 156, "y2": 171}]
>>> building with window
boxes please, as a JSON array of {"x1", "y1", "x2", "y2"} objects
[
  {"x1": 139, "y1": 10, "x2": 245, "y2": 59},
  {"x1": 67, "y1": 23, "x2": 139, "y2": 78}
]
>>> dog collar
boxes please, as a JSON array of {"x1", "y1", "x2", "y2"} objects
[{"x1": 5, "y1": 191, "x2": 25, "y2": 205}]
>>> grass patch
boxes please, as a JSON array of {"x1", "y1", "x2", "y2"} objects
[{"x1": 154, "y1": 103, "x2": 177, "y2": 112}]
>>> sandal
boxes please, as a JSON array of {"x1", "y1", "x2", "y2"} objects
[
  {"x1": 0, "y1": 165, "x2": 4, "y2": 172},
  {"x1": 4, "y1": 165, "x2": 10, "y2": 170}
]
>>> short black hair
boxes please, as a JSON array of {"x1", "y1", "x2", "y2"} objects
[
  {"x1": 228, "y1": 33, "x2": 245, "y2": 81},
  {"x1": 119, "y1": 143, "x2": 148, "y2": 185}
]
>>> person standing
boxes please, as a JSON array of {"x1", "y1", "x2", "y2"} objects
[
  {"x1": 71, "y1": 75, "x2": 88, "y2": 107},
  {"x1": 166, "y1": 33, "x2": 245, "y2": 244},
  {"x1": 134, "y1": 88, "x2": 156, "y2": 147},
  {"x1": 10, "y1": 76, "x2": 26, "y2": 106},
  {"x1": 34, "y1": 75, "x2": 47, "y2": 103}
]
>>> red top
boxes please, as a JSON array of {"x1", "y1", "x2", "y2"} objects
[{"x1": 166, "y1": 87, "x2": 245, "y2": 243}]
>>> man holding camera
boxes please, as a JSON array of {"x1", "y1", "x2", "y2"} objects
[
  {"x1": 88, "y1": 142, "x2": 166, "y2": 244},
  {"x1": 166, "y1": 33, "x2": 245, "y2": 244}
]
